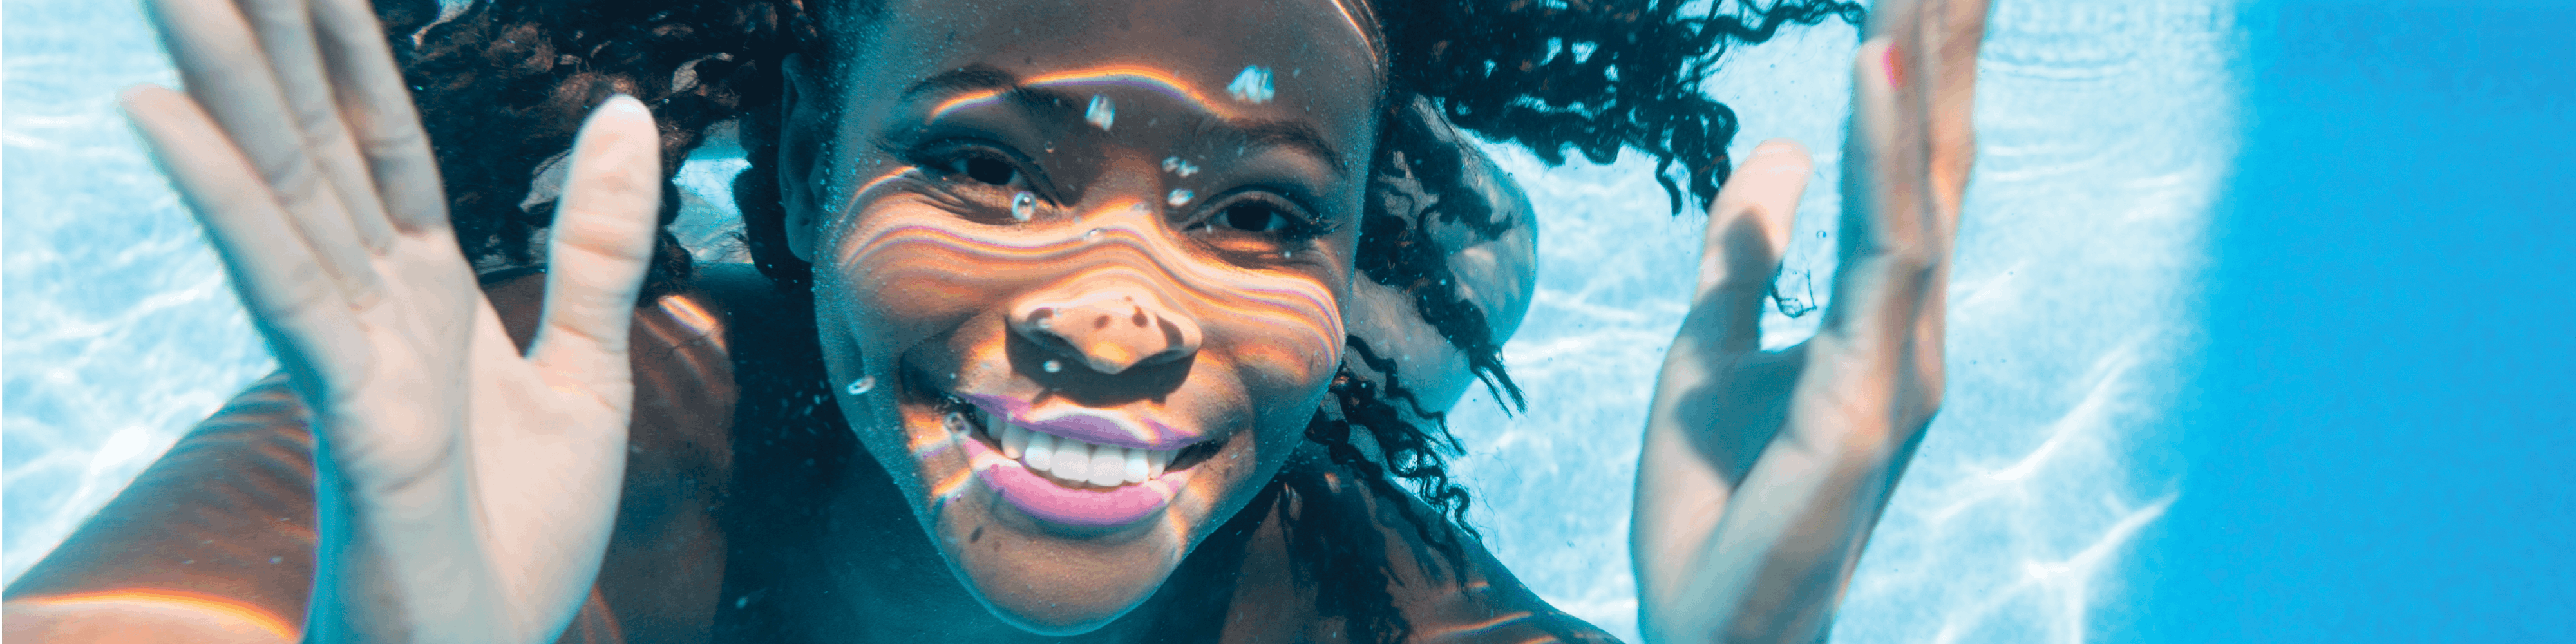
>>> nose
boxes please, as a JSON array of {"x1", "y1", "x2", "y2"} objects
[{"x1": 1009, "y1": 283, "x2": 1205, "y2": 375}]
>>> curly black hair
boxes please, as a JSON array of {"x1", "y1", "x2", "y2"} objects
[{"x1": 375, "y1": 0, "x2": 1859, "y2": 641}]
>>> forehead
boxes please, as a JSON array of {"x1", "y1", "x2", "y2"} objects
[{"x1": 853, "y1": 0, "x2": 1383, "y2": 126}]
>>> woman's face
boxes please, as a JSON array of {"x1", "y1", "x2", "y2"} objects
[{"x1": 779, "y1": 0, "x2": 1381, "y2": 633}]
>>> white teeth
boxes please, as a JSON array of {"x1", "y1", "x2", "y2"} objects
[
  {"x1": 1054, "y1": 440, "x2": 1095, "y2": 482},
  {"x1": 1086, "y1": 448, "x2": 1127, "y2": 487},
  {"x1": 1122, "y1": 448, "x2": 1149, "y2": 484},
  {"x1": 1023, "y1": 431, "x2": 1059, "y2": 472},
  {"x1": 1001, "y1": 424, "x2": 1181, "y2": 486},
  {"x1": 1001, "y1": 422, "x2": 1030, "y2": 459}
]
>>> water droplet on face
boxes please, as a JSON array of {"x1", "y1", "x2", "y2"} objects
[
  {"x1": 1166, "y1": 189, "x2": 1193, "y2": 207},
  {"x1": 1085, "y1": 94, "x2": 1115, "y2": 131},
  {"x1": 1042, "y1": 359, "x2": 1062, "y2": 373},
  {"x1": 1084, "y1": 228, "x2": 1103, "y2": 240},
  {"x1": 846, "y1": 377, "x2": 876, "y2": 395},
  {"x1": 1160, "y1": 156, "x2": 1199, "y2": 177},
  {"x1": 1227, "y1": 65, "x2": 1275, "y2": 104},
  {"x1": 1011, "y1": 191, "x2": 1036, "y2": 221}
]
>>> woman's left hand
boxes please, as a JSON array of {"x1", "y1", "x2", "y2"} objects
[{"x1": 1631, "y1": 0, "x2": 1987, "y2": 641}]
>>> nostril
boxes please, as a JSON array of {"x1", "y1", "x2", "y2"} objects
[{"x1": 1009, "y1": 287, "x2": 1203, "y2": 374}]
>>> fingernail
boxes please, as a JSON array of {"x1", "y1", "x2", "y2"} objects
[
  {"x1": 1883, "y1": 43, "x2": 1906, "y2": 89},
  {"x1": 599, "y1": 94, "x2": 648, "y2": 115}
]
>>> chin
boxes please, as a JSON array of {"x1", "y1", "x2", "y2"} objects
[{"x1": 866, "y1": 352, "x2": 1299, "y2": 634}]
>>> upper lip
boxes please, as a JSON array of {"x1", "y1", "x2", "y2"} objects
[{"x1": 957, "y1": 392, "x2": 1204, "y2": 451}]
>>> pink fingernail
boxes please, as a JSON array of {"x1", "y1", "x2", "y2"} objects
[{"x1": 1884, "y1": 43, "x2": 1906, "y2": 88}]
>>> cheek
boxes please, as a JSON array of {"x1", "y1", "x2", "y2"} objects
[
  {"x1": 829, "y1": 206, "x2": 1350, "y2": 368},
  {"x1": 819, "y1": 211, "x2": 1029, "y2": 346}
]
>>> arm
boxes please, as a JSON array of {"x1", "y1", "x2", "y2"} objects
[
  {"x1": 1, "y1": 272, "x2": 746, "y2": 643},
  {"x1": 3, "y1": 376, "x2": 319, "y2": 644},
  {"x1": 1633, "y1": 1, "x2": 1989, "y2": 641}
]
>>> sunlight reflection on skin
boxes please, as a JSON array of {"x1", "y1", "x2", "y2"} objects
[
  {"x1": 24, "y1": 589, "x2": 298, "y2": 640},
  {"x1": 787, "y1": 40, "x2": 1373, "y2": 625},
  {"x1": 929, "y1": 66, "x2": 1254, "y2": 123},
  {"x1": 832, "y1": 62, "x2": 1351, "y2": 547},
  {"x1": 862, "y1": 191, "x2": 1347, "y2": 515},
  {"x1": 1419, "y1": 610, "x2": 1536, "y2": 640}
]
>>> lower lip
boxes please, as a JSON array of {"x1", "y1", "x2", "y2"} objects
[{"x1": 960, "y1": 435, "x2": 1194, "y2": 527}]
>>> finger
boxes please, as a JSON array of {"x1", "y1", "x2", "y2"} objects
[
  {"x1": 1817, "y1": 39, "x2": 1935, "y2": 368},
  {"x1": 527, "y1": 97, "x2": 663, "y2": 394},
  {"x1": 1921, "y1": 0, "x2": 1987, "y2": 247},
  {"x1": 124, "y1": 84, "x2": 374, "y2": 394},
  {"x1": 1907, "y1": 0, "x2": 1987, "y2": 412},
  {"x1": 234, "y1": 0, "x2": 397, "y2": 252},
  {"x1": 145, "y1": 0, "x2": 384, "y2": 307},
  {"x1": 1692, "y1": 139, "x2": 1813, "y2": 354},
  {"x1": 312, "y1": 0, "x2": 450, "y2": 233}
]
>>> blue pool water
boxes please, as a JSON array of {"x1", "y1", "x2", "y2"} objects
[
  {"x1": 2131, "y1": 2, "x2": 2575, "y2": 641},
  {"x1": 5, "y1": 0, "x2": 2564, "y2": 641}
]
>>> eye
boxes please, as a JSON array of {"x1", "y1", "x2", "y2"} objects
[
  {"x1": 943, "y1": 155, "x2": 1022, "y2": 187},
  {"x1": 1217, "y1": 201, "x2": 1294, "y2": 232}
]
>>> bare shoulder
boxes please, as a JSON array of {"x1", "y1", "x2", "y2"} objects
[
  {"x1": 1382, "y1": 496, "x2": 1623, "y2": 643},
  {"x1": 1278, "y1": 468, "x2": 1624, "y2": 644}
]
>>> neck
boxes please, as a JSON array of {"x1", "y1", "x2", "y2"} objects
[{"x1": 724, "y1": 444, "x2": 1312, "y2": 643}]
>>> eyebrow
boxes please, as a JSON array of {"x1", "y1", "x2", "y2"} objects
[
  {"x1": 901, "y1": 64, "x2": 1025, "y2": 102},
  {"x1": 1222, "y1": 120, "x2": 1348, "y2": 176},
  {"x1": 902, "y1": 64, "x2": 1350, "y2": 175}
]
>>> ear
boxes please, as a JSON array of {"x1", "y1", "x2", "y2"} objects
[{"x1": 778, "y1": 52, "x2": 829, "y2": 263}]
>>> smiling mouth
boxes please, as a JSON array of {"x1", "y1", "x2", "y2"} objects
[{"x1": 939, "y1": 395, "x2": 1226, "y2": 491}]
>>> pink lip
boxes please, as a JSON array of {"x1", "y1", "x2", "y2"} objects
[
  {"x1": 957, "y1": 393, "x2": 1202, "y2": 450},
  {"x1": 961, "y1": 436, "x2": 1191, "y2": 527}
]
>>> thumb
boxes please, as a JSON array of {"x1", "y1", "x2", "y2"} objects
[
  {"x1": 528, "y1": 95, "x2": 662, "y2": 395},
  {"x1": 1690, "y1": 138, "x2": 1813, "y2": 354}
]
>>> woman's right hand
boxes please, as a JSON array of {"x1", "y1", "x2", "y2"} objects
[{"x1": 122, "y1": 0, "x2": 663, "y2": 640}]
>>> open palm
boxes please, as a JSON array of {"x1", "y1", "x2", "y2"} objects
[
  {"x1": 1632, "y1": 0, "x2": 1989, "y2": 641},
  {"x1": 122, "y1": 0, "x2": 663, "y2": 640}
]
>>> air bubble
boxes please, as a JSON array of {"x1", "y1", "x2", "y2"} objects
[
  {"x1": 1086, "y1": 94, "x2": 1115, "y2": 131},
  {"x1": 1011, "y1": 191, "x2": 1036, "y2": 221},
  {"x1": 846, "y1": 377, "x2": 876, "y2": 395},
  {"x1": 1166, "y1": 189, "x2": 1193, "y2": 207},
  {"x1": 1043, "y1": 359, "x2": 1063, "y2": 373},
  {"x1": 1227, "y1": 65, "x2": 1275, "y2": 104}
]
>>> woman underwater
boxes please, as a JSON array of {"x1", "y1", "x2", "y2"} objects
[{"x1": 3, "y1": 0, "x2": 1987, "y2": 641}]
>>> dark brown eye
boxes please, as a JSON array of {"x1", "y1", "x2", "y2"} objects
[
  {"x1": 946, "y1": 155, "x2": 1020, "y2": 186},
  {"x1": 1219, "y1": 202, "x2": 1292, "y2": 232}
]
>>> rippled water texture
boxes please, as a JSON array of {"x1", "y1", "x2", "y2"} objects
[{"x1": 2, "y1": 1, "x2": 2240, "y2": 642}]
